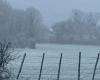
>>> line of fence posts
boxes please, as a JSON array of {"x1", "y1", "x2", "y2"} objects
[
  {"x1": 16, "y1": 52, "x2": 82, "y2": 80},
  {"x1": 15, "y1": 52, "x2": 100, "y2": 80},
  {"x1": 16, "y1": 53, "x2": 26, "y2": 80}
]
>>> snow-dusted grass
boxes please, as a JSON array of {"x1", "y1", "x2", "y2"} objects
[{"x1": 10, "y1": 44, "x2": 100, "y2": 80}]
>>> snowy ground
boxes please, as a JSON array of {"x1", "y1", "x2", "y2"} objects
[{"x1": 10, "y1": 44, "x2": 100, "y2": 80}]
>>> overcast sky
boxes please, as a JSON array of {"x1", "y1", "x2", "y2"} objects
[{"x1": 7, "y1": 0, "x2": 100, "y2": 26}]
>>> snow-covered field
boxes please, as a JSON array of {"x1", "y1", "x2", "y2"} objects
[{"x1": 11, "y1": 44, "x2": 100, "y2": 80}]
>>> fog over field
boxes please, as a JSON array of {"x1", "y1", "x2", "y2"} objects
[
  {"x1": 1, "y1": 0, "x2": 100, "y2": 80},
  {"x1": 0, "y1": 0, "x2": 100, "y2": 48}
]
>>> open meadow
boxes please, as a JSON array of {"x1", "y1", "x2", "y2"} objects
[{"x1": 11, "y1": 44, "x2": 100, "y2": 80}]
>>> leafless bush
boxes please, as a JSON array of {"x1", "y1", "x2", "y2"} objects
[{"x1": 0, "y1": 41, "x2": 15, "y2": 79}]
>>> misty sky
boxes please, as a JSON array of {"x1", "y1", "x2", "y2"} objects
[{"x1": 7, "y1": 0, "x2": 100, "y2": 26}]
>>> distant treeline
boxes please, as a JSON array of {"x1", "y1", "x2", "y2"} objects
[
  {"x1": 50, "y1": 10, "x2": 100, "y2": 45},
  {"x1": 1, "y1": 0, "x2": 100, "y2": 48}
]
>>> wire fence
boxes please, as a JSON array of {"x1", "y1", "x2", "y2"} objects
[{"x1": 11, "y1": 52, "x2": 100, "y2": 80}]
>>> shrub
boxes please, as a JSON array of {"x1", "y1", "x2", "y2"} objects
[{"x1": 0, "y1": 41, "x2": 15, "y2": 79}]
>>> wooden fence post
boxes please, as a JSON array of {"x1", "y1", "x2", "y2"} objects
[
  {"x1": 78, "y1": 52, "x2": 81, "y2": 80},
  {"x1": 57, "y1": 53, "x2": 63, "y2": 80},
  {"x1": 38, "y1": 53, "x2": 45, "y2": 80},
  {"x1": 92, "y1": 53, "x2": 100, "y2": 80},
  {"x1": 16, "y1": 53, "x2": 26, "y2": 79}
]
